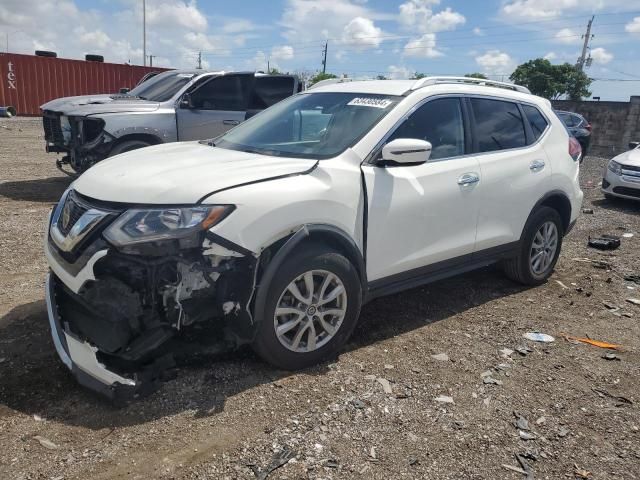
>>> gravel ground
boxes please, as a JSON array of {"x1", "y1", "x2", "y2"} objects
[{"x1": 1, "y1": 117, "x2": 639, "y2": 480}]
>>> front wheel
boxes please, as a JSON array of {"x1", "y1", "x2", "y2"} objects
[
  {"x1": 252, "y1": 245, "x2": 362, "y2": 370},
  {"x1": 502, "y1": 206, "x2": 563, "y2": 285},
  {"x1": 108, "y1": 139, "x2": 152, "y2": 157}
]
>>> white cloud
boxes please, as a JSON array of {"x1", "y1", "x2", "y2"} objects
[
  {"x1": 626, "y1": 16, "x2": 640, "y2": 33},
  {"x1": 341, "y1": 16, "x2": 383, "y2": 49},
  {"x1": 145, "y1": 0, "x2": 207, "y2": 32},
  {"x1": 387, "y1": 65, "x2": 413, "y2": 79},
  {"x1": 473, "y1": 27, "x2": 484, "y2": 36},
  {"x1": 555, "y1": 28, "x2": 581, "y2": 44},
  {"x1": 544, "y1": 51, "x2": 557, "y2": 61},
  {"x1": 398, "y1": 1, "x2": 465, "y2": 33},
  {"x1": 403, "y1": 33, "x2": 442, "y2": 58},
  {"x1": 271, "y1": 45, "x2": 294, "y2": 61},
  {"x1": 500, "y1": 0, "x2": 639, "y2": 21},
  {"x1": 591, "y1": 47, "x2": 613, "y2": 64},
  {"x1": 475, "y1": 50, "x2": 516, "y2": 75}
]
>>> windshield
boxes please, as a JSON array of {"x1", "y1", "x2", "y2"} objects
[
  {"x1": 214, "y1": 92, "x2": 401, "y2": 159},
  {"x1": 127, "y1": 71, "x2": 195, "y2": 102}
]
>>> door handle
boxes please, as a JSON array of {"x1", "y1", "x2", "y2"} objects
[
  {"x1": 457, "y1": 173, "x2": 480, "y2": 186},
  {"x1": 223, "y1": 119, "x2": 240, "y2": 126},
  {"x1": 529, "y1": 159, "x2": 546, "y2": 172}
]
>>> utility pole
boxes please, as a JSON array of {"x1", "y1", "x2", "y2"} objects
[
  {"x1": 142, "y1": 0, "x2": 146, "y2": 66},
  {"x1": 321, "y1": 41, "x2": 328, "y2": 74},
  {"x1": 576, "y1": 15, "x2": 594, "y2": 71},
  {"x1": 197, "y1": 51, "x2": 202, "y2": 69},
  {"x1": 148, "y1": 54, "x2": 155, "y2": 67}
]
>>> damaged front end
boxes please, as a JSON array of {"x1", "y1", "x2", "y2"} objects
[
  {"x1": 45, "y1": 190, "x2": 257, "y2": 402},
  {"x1": 43, "y1": 110, "x2": 110, "y2": 173}
]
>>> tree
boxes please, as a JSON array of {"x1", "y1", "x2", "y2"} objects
[
  {"x1": 411, "y1": 72, "x2": 427, "y2": 79},
  {"x1": 376, "y1": 74, "x2": 388, "y2": 80},
  {"x1": 509, "y1": 58, "x2": 591, "y2": 100},
  {"x1": 309, "y1": 72, "x2": 337, "y2": 85},
  {"x1": 268, "y1": 67, "x2": 281, "y2": 75},
  {"x1": 464, "y1": 72, "x2": 488, "y2": 79}
]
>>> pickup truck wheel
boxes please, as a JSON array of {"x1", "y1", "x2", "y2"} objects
[
  {"x1": 109, "y1": 139, "x2": 151, "y2": 157},
  {"x1": 252, "y1": 245, "x2": 362, "y2": 370},
  {"x1": 502, "y1": 206, "x2": 563, "y2": 286}
]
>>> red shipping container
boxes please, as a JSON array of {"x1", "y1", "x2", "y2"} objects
[{"x1": 0, "y1": 53, "x2": 169, "y2": 116}]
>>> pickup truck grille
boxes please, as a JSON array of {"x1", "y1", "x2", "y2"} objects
[{"x1": 43, "y1": 111, "x2": 64, "y2": 145}]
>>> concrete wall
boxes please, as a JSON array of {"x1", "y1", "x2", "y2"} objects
[{"x1": 552, "y1": 96, "x2": 640, "y2": 157}]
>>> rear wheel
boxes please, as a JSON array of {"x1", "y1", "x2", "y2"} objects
[
  {"x1": 503, "y1": 206, "x2": 563, "y2": 285},
  {"x1": 109, "y1": 139, "x2": 152, "y2": 157},
  {"x1": 252, "y1": 245, "x2": 362, "y2": 370}
]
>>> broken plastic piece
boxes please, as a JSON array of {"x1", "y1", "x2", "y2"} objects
[
  {"x1": 588, "y1": 235, "x2": 620, "y2": 250},
  {"x1": 523, "y1": 332, "x2": 555, "y2": 343},
  {"x1": 561, "y1": 333, "x2": 620, "y2": 350}
]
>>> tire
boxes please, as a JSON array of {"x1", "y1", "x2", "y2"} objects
[
  {"x1": 252, "y1": 244, "x2": 362, "y2": 370},
  {"x1": 109, "y1": 139, "x2": 152, "y2": 157},
  {"x1": 502, "y1": 206, "x2": 564, "y2": 286}
]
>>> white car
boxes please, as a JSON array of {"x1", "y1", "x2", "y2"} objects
[
  {"x1": 602, "y1": 142, "x2": 640, "y2": 201},
  {"x1": 44, "y1": 77, "x2": 583, "y2": 400}
]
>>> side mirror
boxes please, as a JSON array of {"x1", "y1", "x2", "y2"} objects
[
  {"x1": 380, "y1": 138, "x2": 432, "y2": 165},
  {"x1": 629, "y1": 141, "x2": 639, "y2": 150},
  {"x1": 119, "y1": 87, "x2": 130, "y2": 94},
  {"x1": 180, "y1": 93, "x2": 193, "y2": 109}
]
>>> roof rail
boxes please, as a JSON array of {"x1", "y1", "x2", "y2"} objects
[
  {"x1": 410, "y1": 76, "x2": 530, "y2": 94},
  {"x1": 307, "y1": 77, "x2": 356, "y2": 90}
]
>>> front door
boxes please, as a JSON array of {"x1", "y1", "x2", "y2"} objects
[
  {"x1": 363, "y1": 97, "x2": 481, "y2": 283},
  {"x1": 176, "y1": 74, "x2": 253, "y2": 141}
]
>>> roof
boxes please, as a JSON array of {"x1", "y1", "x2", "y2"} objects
[{"x1": 307, "y1": 76, "x2": 531, "y2": 97}]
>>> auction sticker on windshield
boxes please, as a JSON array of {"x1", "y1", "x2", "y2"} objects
[{"x1": 347, "y1": 97, "x2": 394, "y2": 109}]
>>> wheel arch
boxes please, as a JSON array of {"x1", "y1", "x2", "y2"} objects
[
  {"x1": 110, "y1": 132, "x2": 163, "y2": 150},
  {"x1": 527, "y1": 190, "x2": 572, "y2": 236},
  {"x1": 252, "y1": 224, "x2": 366, "y2": 330}
]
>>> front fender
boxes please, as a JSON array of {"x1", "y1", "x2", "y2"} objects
[{"x1": 90, "y1": 109, "x2": 178, "y2": 143}]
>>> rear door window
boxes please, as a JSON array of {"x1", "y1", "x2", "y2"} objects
[
  {"x1": 522, "y1": 104, "x2": 549, "y2": 142},
  {"x1": 250, "y1": 77, "x2": 295, "y2": 109},
  {"x1": 470, "y1": 98, "x2": 526, "y2": 152}
]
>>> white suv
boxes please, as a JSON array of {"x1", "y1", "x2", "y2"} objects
[{"x1": 44, "y1": 77, "x2": 583, "y2": 400}]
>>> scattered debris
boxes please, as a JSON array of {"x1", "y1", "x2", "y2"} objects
[
  {"x1": 519, "y1": 430, "x2": 537, "y2": 441},
  {"x1": 573, "y1": 463, "x2": 591, "y2": 478},
  {"x1": 592, "y1": 388, "x2": 633, "y2": 407},
  {"x1": 407, "y1": 455, "x2": 419, "y2": 466},
  {"x1": 555, "y1": 280, "x2": 569, "y2": 289},
  {"x1": 625, "y1": 298, "x2": 640, "y2": 306},
  {"x1": 622, "y1": 232, "x2": 634, "y2": 238},
  {"x1": 352, "y1": 399, "x2": 366, "y2": 409},
  {"x1": 535, "y1": 416, "x2": 546, "y2": 425},
  {"x1": 376, "y1": 377, "x2": 393, "y2": 395},
  {"x1": 483, "y1": 376, "x2": 503, "y2": 386},
  {"x1": 480, "y1": 369, "x2": 494, "y2": 378},
  {"x1": 513, "y1": 412, "x2": 530, "y2": 431},
  {"x1": 500, "y1": 348, "x2": 514, "y2": 357},
  {"x1": 430, "y1": 353, "x2": 449, "y2": 362},
  {"x1": 250, "y1": 447, "x2": 294, "y2": 480},
  {"x1": 523, "y1": 332, "x2": 555, "y2": 343},
  {"x1": 588, "y1": 235, "x2": 620, "y2": 250},
  {"x1": 434, "y1": 395, "x2": 454, "y2": 404},
  {"x1": 33, "y1": 436, "x2": 58, "y2": 450},
  {"x1": 384, "y1": 364, "x2": 394, "y2": 370},
  {"x1": 502, "y1": 464, "x2": 528, "y2": 476},
  {"x1": 557, "y1": 427, "x2": 570, "y2": 438},
  {"x1": 624, "y1": 274, "x2": 640, "y2": 285},
  {"x1": 582, "y1": 208, "x2": 594, "y2": 214},
  {"x1": 561, "y1": 334, "x2": 620, "y2": 350},
  {"x1": 516, "y1": 346, "x2": 532, "y2": 356},
  {"x1": 516, "y1": 453, "x2": 534, "y2": 480},
  {"x1": 602, "y1": 352, "x2": 620, "y2": 361}
]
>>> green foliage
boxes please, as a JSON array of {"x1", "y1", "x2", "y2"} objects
[
  {"x1": 376, "y1": 74, "x2": 388, "y2": 80},
  {"x1": 267, "y1": 67, "x2": 281, "y2": 75},
  {"x1": 309, "y1": 72, "x2": 338, "y2": 85},
  {"x1": 411, "y1": 72, "x2": 427, "y2": 79},
  {"x1": 464, "y1": 72, "x2": 488, "y2": 79},
  {"x1": 509, "y1": 58, "x2": 591, "y2": 100}
]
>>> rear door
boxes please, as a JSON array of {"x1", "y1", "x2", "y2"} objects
[
  {"x1": 176, "y1": 74, "x2": 253, "y2": 141},
  {"x1": 470, "y1": 97, "x2": 552, "y2": 251},
  {"x1": 246, "y1": 76, "x2": 296, "y2": 119}
]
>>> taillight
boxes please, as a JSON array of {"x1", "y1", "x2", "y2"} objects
[
  {"x1": 569, "y1": 136, "x2": 582, "y2": 162},
  {"x1": 585, "y1": 123, "x2": 592, "y2": 132}
]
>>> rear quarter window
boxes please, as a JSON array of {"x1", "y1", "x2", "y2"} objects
[{"x1": 522, "y1": 104, "x2": 549, "y2": 142}]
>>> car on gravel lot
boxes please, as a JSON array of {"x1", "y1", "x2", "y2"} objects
[
  {"x1": 41, "y1": 70, "x2": 302, "y2": 173},
  {"x1": 556, "y1": 110, "x2": 592, "y2": 157},
  {"x1": 44, "y1": 76, "x2": 583, "y2": 401},
  {"x1": 602, "y1": 141, "x2": 640, "y2": 201}
]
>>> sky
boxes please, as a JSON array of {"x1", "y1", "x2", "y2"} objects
[{"x1": 1, "y1": 0, "x2": 640, "y2": 100}]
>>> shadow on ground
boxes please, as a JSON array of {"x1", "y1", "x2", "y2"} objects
[
  {"x1": 591, "y1": 197, "x2": 640, "y2": 216},
  {"x1": 0, "y1": 266, "x2": 528, "y2": 430},
  {"x1": 0, "y1": 176, "x2": 73, "y2": 203}
]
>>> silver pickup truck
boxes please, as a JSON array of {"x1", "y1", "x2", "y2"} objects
[{"x1": 41, "y1": 70, "x2": 302, "y2": 173}]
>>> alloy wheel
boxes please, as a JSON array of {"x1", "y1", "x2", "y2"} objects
[{"x1": 529, "y1": 221, "x2": 558, "y2": 276}]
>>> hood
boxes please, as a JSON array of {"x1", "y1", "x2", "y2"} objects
[
  {"x1": 72, "y1": 142, "x2": 317, "y2": 204},
  {"x1": 614, "y1": 148, "x2": 640, "y2": 168},
  {"x1": 41, "y1": 94, "x2": 160, "y2": 116}
]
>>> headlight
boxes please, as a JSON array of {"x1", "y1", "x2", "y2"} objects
[
  {"x1": 608, "y1": 160, "x2": 623, "y2": 176},
  {"x1": 104, "y1": 205, "x2": 234, "y2": 246}
]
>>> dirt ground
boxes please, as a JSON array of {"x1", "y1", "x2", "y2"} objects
[{"x1": 0, "y1": 116, "x2": 639, "y2": 480}]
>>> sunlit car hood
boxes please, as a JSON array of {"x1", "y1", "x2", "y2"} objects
[
  {"x1": 614, "y1": 148, "x2": 640, "y2": 168},
  {"x1": 41, "y1": 94, "x2": 161, "y2": 116},
  {"x1": 72, "y1": 141, "x2": 318, "y2": 204}
]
